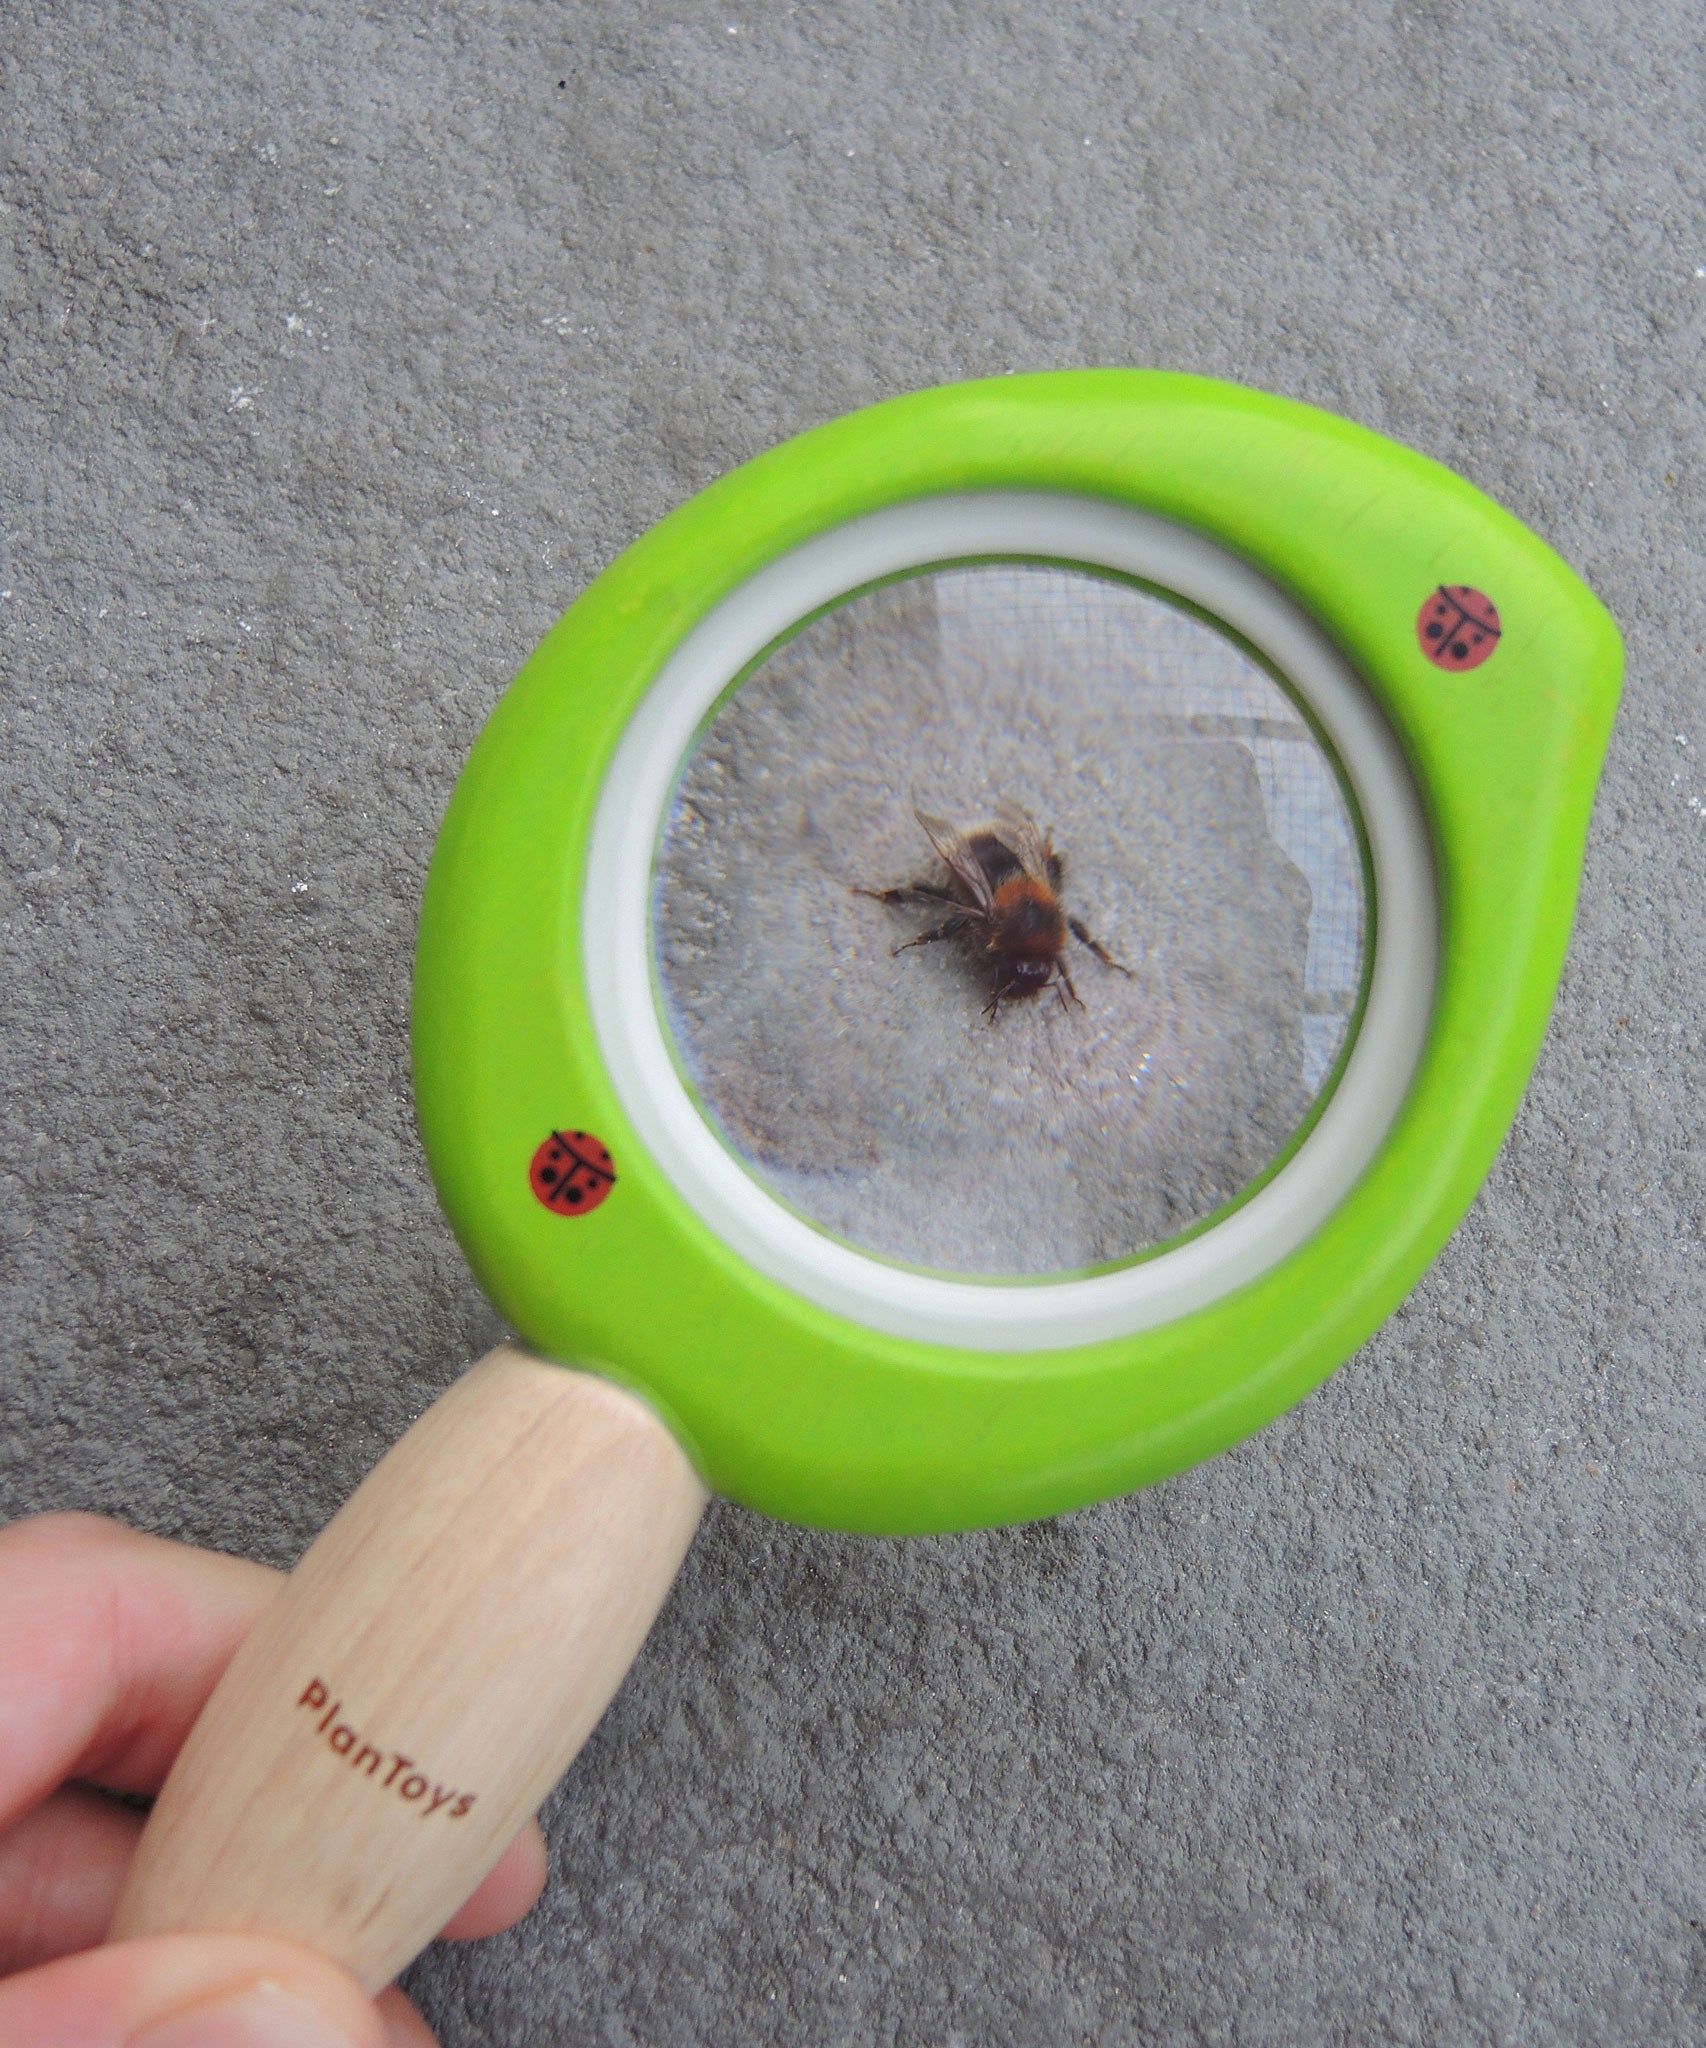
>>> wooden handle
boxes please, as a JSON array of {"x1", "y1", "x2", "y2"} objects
[{"x1": 110, "y1": 1343, "x2": 707, "y2": 1991}]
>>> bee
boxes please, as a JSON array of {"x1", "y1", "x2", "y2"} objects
[{"x1": 857, "y1": 803, "x2": 1133, "y2": 1020}]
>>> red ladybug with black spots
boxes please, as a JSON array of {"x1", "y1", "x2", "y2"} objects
[
  {"x1": 529, "y1": 1131, "x2": 616, "y2": 1215},
  {"x1": 1418, "y1": 586, "x2": 1501, "y2": 672}
]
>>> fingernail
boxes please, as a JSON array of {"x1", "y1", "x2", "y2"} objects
[{"x1": 130, "y1": 1977, "x2": 362, "y2": 2048}]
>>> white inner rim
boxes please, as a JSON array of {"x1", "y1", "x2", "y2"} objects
[{"x1": 584, "y1": 494, "x2": 1437, "y2": 1351}]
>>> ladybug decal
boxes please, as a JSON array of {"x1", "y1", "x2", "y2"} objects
[
  {"x1": 529, "y1": 1130, "x2": 617, "y2": 1216},
  {"x1": 1418, "y1": 585, "x2": 1501, "y2": 671}
]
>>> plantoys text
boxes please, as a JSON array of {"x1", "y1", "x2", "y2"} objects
[{"x1": 297, "y1": 1678, "x2": 476, "y2": 1819}]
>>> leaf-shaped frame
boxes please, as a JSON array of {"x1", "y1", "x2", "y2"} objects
[{"x1": 414, "y1": 373, "x2": 1622, "y2": 1534}]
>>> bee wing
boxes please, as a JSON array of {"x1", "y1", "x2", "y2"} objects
[
  {"x1": 913, "y1": 806, "x2": 995, "y2": 912},
  {"x1": 990, "y1": 800, "x2": 1055, "y2": 882}
]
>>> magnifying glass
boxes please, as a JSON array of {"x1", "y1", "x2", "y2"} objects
[{"x1": 111, "y1": 372, "x2": 1621, "y2": 1987}]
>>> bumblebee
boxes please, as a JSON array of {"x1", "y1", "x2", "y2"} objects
[{"x1": 858, "y1": 804, "x2": 1132, "y2": 1020}]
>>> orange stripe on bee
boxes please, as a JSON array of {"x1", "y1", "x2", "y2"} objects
[
  {"x1": 992, "y1": 876, "x2": 1053, "y2": 911},
  {"x1": 990, "y1": 875, "x2": 1067, "y2": 958}
]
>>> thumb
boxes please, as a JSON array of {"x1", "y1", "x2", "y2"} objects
[{"x1": 0, "y1": 1932, "x2": 415, "y2": 2048}]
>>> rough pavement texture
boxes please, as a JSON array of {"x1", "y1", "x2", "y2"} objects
[{"x1": 3, "y1": 4, "x2": 1704, "y2": 2043}]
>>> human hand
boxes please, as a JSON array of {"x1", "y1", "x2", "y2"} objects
[{"x1": 0, "y1": 1512, "x2": 549, "y2": 2047}]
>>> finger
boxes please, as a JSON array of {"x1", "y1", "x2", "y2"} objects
[
  {"x1": 377, "y1": 1986, "x2": 441, "y2": 2048},
  {"x1": 0, "y1": 1514, "x2": 280, "y2": 1820},
  {"x1": 0, "y1": 1787, "x2": 546, "y2": 1974},
  {"x1": 436, "y1": 1818, "x2": 548, "y2": 1940},
  {"x1": 0, "y1": 1931, "x2": 399, "y2": 2047},
  {"x1": 0, "y1": 1789, "x2": 546, "y2": 1974},
  {"x1": 0, "y1": 1784, "x2": 142, "y2": 1972}
]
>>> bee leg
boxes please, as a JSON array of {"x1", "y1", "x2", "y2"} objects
[
  {"x1": 1068, "y1": 916, "x2": 1133, "y2": 977},
  {"x1": 892, "y1": 916, "x2": 968, "y2": 958},
  {"x1": 854, "y1": 881, "x2": 957, "y2": 907},
  {"x1": 1054, "y1": 963, "x2": 1086, "y2": 1013}
]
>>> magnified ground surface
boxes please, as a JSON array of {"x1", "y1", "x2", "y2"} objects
[{"x1": 655, "y1": 564, "x2": 1365, "y2": 1275}]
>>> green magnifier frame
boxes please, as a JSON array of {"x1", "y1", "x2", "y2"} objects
[{"x1": 413, "y1": 371, "x2": 1621, "y2": 1535}]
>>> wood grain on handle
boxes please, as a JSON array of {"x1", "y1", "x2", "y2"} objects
[{"x1": 110, "y1": 1343, "x2": 707, "y2": 1991}]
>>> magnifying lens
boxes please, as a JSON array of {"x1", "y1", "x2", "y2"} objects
[
  {"x1": 113, "y1": 373, "x2": 1622, "y2": 1987},
  {"x1": 642, "y1": 516, "x2": 1386, "y2": 1305}
]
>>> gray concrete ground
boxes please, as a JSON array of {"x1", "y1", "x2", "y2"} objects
[{"x1": 3, "y1": 3, "x2": 1704, "y2": 2043}]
